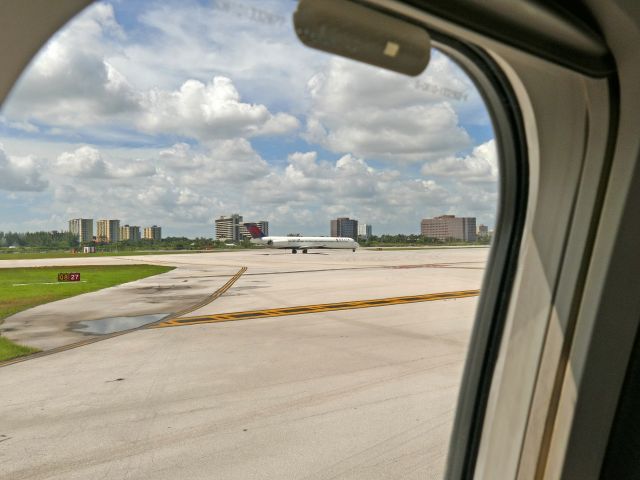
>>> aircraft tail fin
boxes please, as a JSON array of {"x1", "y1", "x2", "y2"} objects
[{"x1": 243, "y1": 223, "x2": 265, "y2": 239}]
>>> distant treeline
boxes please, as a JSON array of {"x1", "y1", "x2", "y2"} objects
[
  {"x1": 0, "y1": 231, "x2": 77, "y2": 248},
  {"x1": 0, "y1": 231, "x2": 254, "y2": 251},
  {"x1": 359, "y1": 234, "x2": 491, "y2": 246}
]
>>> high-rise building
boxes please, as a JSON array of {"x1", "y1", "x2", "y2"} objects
[
  {"x1": 420, "y1": 215, "x2": 477, "y2": 241},
  {"x1": 68, "y1": 218, "x2": 93, "y2": 244},
  {"x1": 96, "y1": 219, "x2": 120, "y2": 243},
  {"x1": 215, "y1": 214, "x2": 243, "y2": 241},
  {"x1": 143, "y1": 225, "x2": 162, "y2": 241},
  {"x1": 477, "y1": 224, "x2": 489, "y2": 237},
  {"x1": 120, "y1": 225, "x2": 141, "y2": 241},
  {"x1": 330, "y1": 217, "x2": 359, "y2": 241},
  {"x1": 358, "y1": 223, "x2": 372, "y2": 239},
  {"x1": 239, "y1": 220, "x2": 269, "y2": 240}
]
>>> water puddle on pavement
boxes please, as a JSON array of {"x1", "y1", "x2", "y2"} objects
[{"x1": 72, "y1": 314, "x2": 169, "y2": 335}]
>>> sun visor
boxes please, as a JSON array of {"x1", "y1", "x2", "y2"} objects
[{"x1": 293, "y1": 0, "x2": 431, "y2": 76}]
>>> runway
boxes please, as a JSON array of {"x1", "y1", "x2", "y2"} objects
[{"x1": 0, "y1": 247, "x2": 488, "y2": 479}]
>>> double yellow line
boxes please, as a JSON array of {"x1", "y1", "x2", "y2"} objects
[
  {"x1": 153, "y1": 289, "x2": 480, "y2": 328},
  {"x1": 159, "y1": 266, "x2": 247, "y2": 322}
]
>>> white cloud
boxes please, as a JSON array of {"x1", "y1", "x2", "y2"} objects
[
  {"x1": 111, "y1": 0, "x2": 323, "y2": 109},
  {"x1": 158, "y1": 139, "x2": 269, "y2": 183},
  {"x1": 139, "y1": 76, "x2": 299, "y2": 140},
  {"x1": 55, "y1": 146, "x2": 156, "y2": 179},
  {"x1": 4, "y1": 3, "x2": 139, "y2": 127},
  {"x1": 1, "y1": 137, "x2": 498, "y2": 235},
  {"x1": 0, "y1": 144, "x2": 48, "y2": 192},
  {"x1": 0, "y1": 117, "x2": 39, "y2": 133},
  {"x1": 303, "y1": 57, "x2": 473, "y2": 162},
  {"x1": 3, "y1": 3, "x2": 299, "y2": 144},
  {"x1": 421, "y1": 139, "x2": 498, "y2": 182}
]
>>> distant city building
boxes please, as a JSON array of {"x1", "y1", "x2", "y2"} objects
[
  {"x1": 477, "y1": 224, "x2": 489, "y2": 237},
  {"x1": 421, "y1": 215, "x2": 477, "y2": 241},
  {"x1": 239, "y1": 220, "x2": 269, "y2": 240},
  {"x1": 120, "y1": 225, "x2": 141, "y2": 242},
  {"x1": 68, "y1": 218, "x2": 93, "y2": 244},
  {"x1": 96, "y1": 219, "x2": 120, "y2": 243},
  {"x1": 143, "y1": 225, "x2": 162, "y2": 241},
  {"x1": 215, "y1": 214, "x2": 243, "y2": 241},
  {"x1": 358, "y1": 223, "x2": 372, "y2": 239},
  {"x1": 331, "y1": 217, "x2": 359, "y2": 241}
]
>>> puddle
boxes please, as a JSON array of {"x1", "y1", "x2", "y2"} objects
[{"x1": 72, "y1": 314, "x2": 169, "y2": 335}]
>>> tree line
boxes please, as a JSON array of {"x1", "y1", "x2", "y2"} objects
[
  {"x1": 0, "y1": 231, "x2": 78, "y2": 248},
  {"x1": 358, "y1": 234, "x2": 491, "y2": 246},
  {"x1": 0, "y1": 231, "x2": 255, "y2": 251}
]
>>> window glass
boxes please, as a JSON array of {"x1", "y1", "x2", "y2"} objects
[{"x1": 0, "y1": 1, "x2": 497, "y2": 478}]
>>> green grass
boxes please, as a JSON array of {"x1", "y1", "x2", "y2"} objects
[
  {"x1": 0, "y1": 336, "x2": 39, "y2": 360},
  {"x1": 0, "y1": 264, "x2": 174, "y2": 362}
]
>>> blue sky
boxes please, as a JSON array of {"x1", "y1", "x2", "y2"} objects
[{"x1": 0, "y1": 0, "x2": 497, "y2": 237}]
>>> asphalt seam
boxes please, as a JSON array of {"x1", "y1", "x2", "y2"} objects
[
  {"x1": 0, "y1": 266, "x2": 247, "y2": 368},
  {"x1": 152, "y1": 289, "x2": 481, "y2": 328}
]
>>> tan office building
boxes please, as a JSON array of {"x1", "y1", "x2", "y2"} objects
[
  {"x1": 143, "y1": 225, "x2": 162, "y2": 241},
  {"x1": 215, "y1": 214, "x2": 242, "y2": 241},
  {"x1": 68, "y1": 218, "x2": 93, "y2": 244},
  {"x1": 421, "y1": 215, "x2": 477, "y2": 241},
  {"x1": 96, "y1": 219, "x2": 120, "y2": 243},
  {"x1": 120, "y1": 225, "x2": 141, "y2": 241}
]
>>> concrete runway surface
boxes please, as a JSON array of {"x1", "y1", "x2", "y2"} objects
[{"x1": 0, "y1": 247, "x2": 488, "y2": 479}]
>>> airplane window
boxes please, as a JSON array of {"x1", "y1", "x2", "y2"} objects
[{"x1": 0, "y1": 1, "x2": 499, "y2": 478}]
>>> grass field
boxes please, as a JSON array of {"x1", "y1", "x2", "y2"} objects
[{"x1": 0, "y1": 264, "x2": 174, "y2": 362}]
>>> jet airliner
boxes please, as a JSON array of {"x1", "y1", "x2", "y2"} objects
[{"x1": 244, "y1": 223, "x2": 359, "y2": 254}]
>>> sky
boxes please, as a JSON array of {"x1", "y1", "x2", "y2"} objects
[{"x1": 0, "y1": 0, "x2": 497, "y2": 237}]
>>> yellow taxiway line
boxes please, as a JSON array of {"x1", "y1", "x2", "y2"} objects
[
  {"x1": 151, "y1": 289, "x2": 481, "y2": 328},
  {"x1": 161, "y1": 266, "x2": 247, "y2": 321}
]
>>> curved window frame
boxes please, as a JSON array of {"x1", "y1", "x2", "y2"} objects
[{"x1": 430, "y1": 36, "x2": 529, "y2": 479}]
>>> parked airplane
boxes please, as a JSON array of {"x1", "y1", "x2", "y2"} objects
[{"x1": 244, "y1": 223, "x2": 359, "y2": 254}]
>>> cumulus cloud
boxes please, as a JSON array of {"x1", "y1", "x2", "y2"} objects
[
  {"x1": 113, "y1": 0, "x2": 323, "y2": 108},
  {"x1": 303, "y1": 57, "x2": 473, "y2": 162},
  {"x1": 421, "y1": 139, "x2": 498, "y2": 182},
  {"x1": 158, "y1": 139, "x2": 269, "y2": 182},
  {"x1": 0, "y1": 144, "x2": 48, "y2": 192},
  {"x1": 4, "y1": 3, "x2": 139, "y2": 127},
  {"x1": 4, "y1": 3, "x2": 299, "y2": 143},
  {"x1": 55, "y1": 146, "x2": 156, "y2": 178},
  {"x1": 139, "y1": 77, "x2": 298, "y2": 140},
  {"x1": 245, "y1": 150, "x2": 452, "y2": 231}
]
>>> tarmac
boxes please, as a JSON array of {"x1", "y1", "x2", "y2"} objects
[{"x1": 0, "y1": 247, "x2": 488, "y2": 479}]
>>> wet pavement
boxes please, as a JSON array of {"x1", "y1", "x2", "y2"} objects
[{"x1": 71, "y1": 313, "x2": 169, "y2": 335}]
